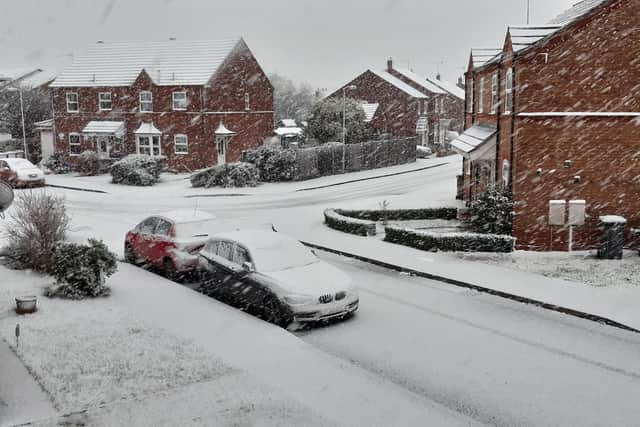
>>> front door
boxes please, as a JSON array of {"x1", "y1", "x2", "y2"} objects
[
  {"x1": 96, "y1": 135, "x2": 110, "y2": 158},
  {"x1": 216, "y1": 136, "x2": 226, "y2": 165}
]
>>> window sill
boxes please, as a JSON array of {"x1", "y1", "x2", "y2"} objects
[
  {"x1": 173, "y1": 108, "x2": 187, "y2": 112},
  {"x1": 174, "y1": 152, "x2": 189, "y2": 155}
]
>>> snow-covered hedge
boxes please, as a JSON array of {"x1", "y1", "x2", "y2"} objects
[
  {"x1": 246, "y1": 146, "x2": 297, "y2": 182},
  {"x1": 110, "y1": 155, "x2": 166, "y2": 186},
  {"x1": 190, "y1": 162, "x2": 259, "y2": 188},
  {"x1": 324, "y1": 209, "x2": 376, "y2": 236},
  {"x1": 76, "y1": 150, "x2": 115, "y2": 176},
  {"x1": 43, "y1": 152, "x2": 73, "y2": 174},
  {"x1": 45, "y1": 238, "x2": 117, "y2": 299},
  {"x1": 384, "y1": 226, "x2": 515, "y2": 253},
  {"x1": 337, "y1": 207, "x2": 458, "y2": 222}
]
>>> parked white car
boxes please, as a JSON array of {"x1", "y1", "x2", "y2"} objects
[
  {"x1": 197, "y1": 229, "x2": 359, "y2": 327},
  {"x1": 0, "y1": 158, "x2": 46, "y2": 187}
]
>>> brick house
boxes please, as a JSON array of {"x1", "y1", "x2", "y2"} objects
[
  {"x1": 453, "y1": 0, "x2": 640, "y2": 251},
  {"x1": 49, "y1": 38, "x2": 273, "y2": 171},
  {"x1": 329, "y1": 59, "x2": 464, "y2": 147}
]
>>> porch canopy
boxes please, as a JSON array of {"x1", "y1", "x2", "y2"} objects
[
  {"x1": 82, "y1": 121, "x2": 125, "y2": 138},
  {"x1": 450, "y1": 124, "x2": 497, "y2": 161},
  {"x1": 134, "y1": 122, "x2": 161, "y2": 135}
]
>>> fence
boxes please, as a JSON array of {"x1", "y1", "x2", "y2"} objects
[{"x1": 293, "y1": 137, "x2": 417, "y2": 180}]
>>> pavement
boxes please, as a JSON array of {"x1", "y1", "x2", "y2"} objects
[{"x1": 0, "y1": 339, "x2": 57, "y2": 427}]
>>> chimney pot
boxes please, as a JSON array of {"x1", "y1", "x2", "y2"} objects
[{"x1": 387, "y1": 57, "x2": 393, "y2": 72}]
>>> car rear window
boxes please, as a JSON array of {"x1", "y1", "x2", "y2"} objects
[
  {"x1": 173, "y1": 219, "x2": 218, "y2": 238},
  {"x1": 253, "y1": 238, "x2": 318, "y2": 272}
]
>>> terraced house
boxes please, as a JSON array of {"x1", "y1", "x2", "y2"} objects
[
  {"x1": 50, "y1": 37, "x2": 273, "y2": 171},
  {"x1": 453, "y1": 0, "x2": 640, "y2": 251}
]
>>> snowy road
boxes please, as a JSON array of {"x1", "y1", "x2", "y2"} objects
[{"x1": 303, "y1": 252, "x2": 640, "y2": 427}]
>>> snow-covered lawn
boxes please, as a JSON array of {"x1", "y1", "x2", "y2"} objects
[{"x1": 456, "y1": 249, "x2": 640, "y2": 288}]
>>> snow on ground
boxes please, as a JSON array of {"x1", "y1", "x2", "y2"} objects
[{"x1": 456, "y1": 249, "x2": 640, "y2": 288}]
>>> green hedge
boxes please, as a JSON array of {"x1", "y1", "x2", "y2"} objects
[
  {"x1": 337, "y1": 207, "x2": 458, "y2": 222},
  {"x1": 324, "y1": 209, "x2": 376, "y2": 236},
  {"x1": 384, "y1": 226, "x2": 515, "y2": 253}
]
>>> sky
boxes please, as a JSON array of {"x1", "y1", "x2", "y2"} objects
[{"x1": 0, "y1": 0, "x2": 580, "y2": 91}]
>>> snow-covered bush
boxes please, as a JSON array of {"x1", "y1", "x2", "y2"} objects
[
  {"x1": 43, "y1": 152, "x2": 73, "y2": 174},
  {"x1": 246, "y1": 147, "x2": 297, "y2": 182},
  {"x1": 45, "y1": 239, "x2": 117, "y2": 299},
  {"x1": 190, "y1": 162, "x2": 259, "y2": 188},
  {"x1": 416, "y1": 145, "x2": 432, "y2": 158},
  {"x1": 2, "y1": 191, "x2": 69, "y2": 271},
  {"x1": 468, "y1": 186, "x2": 513, "y2": 235},
  {"x1": 110, "y1": 155, "x2": 166, "y2": 186},
  {"x1": 324, "y1": 209, "x2": 376, "y2": 236},
  {"x1": 76, "y1": 150, "x2": 101, "y2": 176},
  {"x1": 337, "y1": 207, "x2": 458, "y2": 222},
  {"x1": 385, "y1": 226, "x2": 515, "y2": 253}
]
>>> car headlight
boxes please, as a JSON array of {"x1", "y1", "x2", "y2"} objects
[{"x1": 283, "y1": 294, "x2": 315, "y2": 305}]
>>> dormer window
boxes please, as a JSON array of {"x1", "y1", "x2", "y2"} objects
[
  {"x1": 99, "y1": 92, "x2": 112, "y2": 111},
  {"x1": 172, "y1": 92, "x2": 187, "y2": 110},
  {"x1": 244, "y1": 93, "x2": 250, "y2": 111},
  {"x1": 140, "y1": 91, "x2": 153, "y2": 112},
  {"x1": 66, "y1": 92, "x2": 79, "y2": 112}
]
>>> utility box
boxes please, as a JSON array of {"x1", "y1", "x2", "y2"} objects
[
  {"x1": 568, "y1": 200, "x2": 586, "y2": 226},
  {"x1": 549, "y1": 200, "x2": 566, "y2": 226},
  {"x1": 597, "y1": 216, "x2": 626, "y2": 260}
]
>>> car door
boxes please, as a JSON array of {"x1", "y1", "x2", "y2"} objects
[
  {"x1": 231, "y1": 244, "x2": 265, "y2": 308},
  {"x1": 132, "y1": 217, "x2": 159, "y2": 262},
  {"x1": 148, "y1": 218, "x2": 174, "y2": 266},
  {"x1": 0, "y1": 160, "x2": 14, "y2": 183}
]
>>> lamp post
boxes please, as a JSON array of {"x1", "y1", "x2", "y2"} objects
[
  {"x1": 4, "y1": 86, "x2": 28, "y2": 160},
  {"x1": 342, "y1": 85, "x2": 357, "y2": 144}
]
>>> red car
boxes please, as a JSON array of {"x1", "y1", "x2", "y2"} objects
[
  {"x1": 124, "y1": 210, "x2": 217, "y2": 280},
  {"x1": 0, "y1": 158, "x2": 46, "y2": 188}
]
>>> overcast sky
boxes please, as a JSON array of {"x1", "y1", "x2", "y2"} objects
[{"x1": 1, "y1": 0, "x2": 579, "y2": 91}]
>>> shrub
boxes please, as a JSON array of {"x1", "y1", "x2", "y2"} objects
[
  {"x1": 336, "y1": 207, "x2": 458, "y2": 222},
  {"x1": 2, "y1": 191, "x2": 69, "y2": 271},
  {"x1": 324, "y1": 209, "x2": 376, "y2": 236},
  {"x1": 468, "y1": 186, "x2": 513, "y2": 235},
  {"x1": 190, "y1": 162, "x2": 259, "y2": 188},
  {"x1": 385, "y1": 226, "x2": 515, "y2": 253},
  {"x1": 76, "y1": 151, "x2": 101, "y2": 176},
  {"x1": 110, "y1": 155, "x2": 166, "y2": 186},
  {"x1": 45, "y1": 239, "x2": 117, "y2": 299},
  {"x1": 246, "y1": 147, "x2": 297, "y2": 182},
  {"x1": 43, "y1": 152, "x2": 73, "y2": 174}
]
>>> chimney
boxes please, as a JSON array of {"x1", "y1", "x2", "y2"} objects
[
  {"x1": 96, "y1": 40, "x2": 103, "y2": 44},
  {"x1": 436, "y1": 73, "x2": 441, "y2": 81},
  {"x1": 387, "y1": 57, "x2": 393, "y2": 72},
  {"x1": 457, "y1": 76, "x2": 465, "y2": 89}
]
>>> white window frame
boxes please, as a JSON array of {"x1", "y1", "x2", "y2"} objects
[
  {"x1": 68, "y1": 133, "x2": 82, "y2": 155},
  {"x1": 502, "y1": 159, "x2": 511, "y2": 188},
  {"x1": 136, "y1": 134, "x2": 161, "y2": 156},
  {"x1": 98, "y1": 92, "x2": 112, "y2": 111},
  {"x1": 66, "y1": 92, "x2": 79, "y2": 113},
  {"x1": 478, "y1": 77, "x2": 485, "y2": 113},
  {"x1": 490, "y1": 73, "x2": 498, "y2": 114},
  {"x1": 439, "y1": 119, "x2": 447, "y2": 145},
  {"x1": 174, "y1": 134, "x2": 188, "y2": 154},
  {"x1": 244, "y1": 93, "x2": 250, "y2": 111},
  {"x1": 139, "y1": 91, "x2": 153, "y2": 112},
  {"x1": 468, "y1": 79, "x2": 475, "y2": 113},
  {"x1": 504, "y1": 69, "x2": 513, "y2": 114},
  {"x1": 172, "y1": 91, "x2": 187, "y2": 111}
]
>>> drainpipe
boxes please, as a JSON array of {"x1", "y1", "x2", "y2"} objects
[
  {"x1": 494, "y1": 65, "x2": 502, "y2": 187},
  {"x1": 509, "y1": 62, "x2": 517, "y2": 192}
]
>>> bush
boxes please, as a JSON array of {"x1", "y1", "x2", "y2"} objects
[
  {"x1": 336, "y1": 207, "x2": 458, "y2": 222},
  {"x1": 385, "y1": 226, "x2": 515, "y2": 253},
  {"x1": 45, "y1": 239, "x2": 117, "y2": 299},
  {"x1": 324, "y1": 209, "x2": 376, "y2": 236},
  {"x1": 43, "y1": 152, "x2": 73, "y2": 174},
  {"x1": 2, "y1": 191, "x2": 69, "y2": 271},
  {"x1": 110, "y1": 155, "x2": 166, "y2": 186},
  {"x1": 190, "y1": 162, "x2": 259, "y2": 188},
  {"x1": 76, "y1": 151, "x2": 101, "y2": 176},
  {"x1": 468, "y1": 186, "x2": 513, "y2": 235},
  {"x1": 246, "y1": 147, "x2": 297, "y2": 182}
]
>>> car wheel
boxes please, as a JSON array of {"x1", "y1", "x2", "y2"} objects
[
  {"x1": 262, "y1": 295, "x2": 293, "y2": 328},
  {"x1": 163, "y1": 258, "x2": 180, "y2": 282},
  {"x1": 124, "y1": 243, "x2": 137, "y2": 264}
]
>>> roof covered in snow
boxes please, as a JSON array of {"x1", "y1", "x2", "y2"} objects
[
  {"x1": 470, "y1": 49, "x2": 503, "y2": 68},
  {"x1": 361, "y1": 103, "x2": 379, "y2": 123},
  {"x1": 82, "y1": 120, "x2": 125, "y2": 137},
  {"x1": 280, "y1": 119, "x2": 297, "y2": 128},
  {"x1": 0, "y1": 68, "x2": 58, "y2": 89},
  {"x1": 215, "y1": 122, "x2": 236, "y2": 136},
  {"x1": 368, "y1": 69, "x2": 428, "y2": 99},
  {"x1": 275, "y1": 127, "x2": 303, "y2": 136},
  {"x1": 548, "y1": 0, "x2": 608, "y2": 25},
  {"x1": 424, "y1": 77, "x2": 465, "y2": 101},
  {"x1": 508, "y1": 25, "x2": 562, "y2": 53},
  {"x1": 392, "y1": 68, "x2": 445, "y2": 95},
  {"x1": 450, "y1": 124, "x2": 497, "y2": 156},
  {"x1": 51, "y1": 38, "x2": 241, "y2": 87},
  {"x1": 134, "y1": 122, "x2": 161, "y2": 135}
]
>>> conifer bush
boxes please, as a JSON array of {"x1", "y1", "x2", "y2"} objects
[
  {"x1": 468, "y1": 186, "x2": 513, "y2": 235},
  {"x1": 110, "y1": 155, "x2": 166, "y2": 186},
  {"x1": 190, "y1": 162, "x2": 259, "y2": 188}
]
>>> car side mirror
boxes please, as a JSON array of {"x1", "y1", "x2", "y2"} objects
[{"x1": 242, "y1": 261, "x2": 253, "y2": 273}]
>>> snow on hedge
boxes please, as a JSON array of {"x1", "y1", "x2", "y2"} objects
[
  {"x1": 324, "y1": 208, "x2": 376, "y2": 236},
  {"x1": 385, "y1": 225, "x2": 515, "y2": 253}
]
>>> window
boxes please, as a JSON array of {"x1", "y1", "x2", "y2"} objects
[
  {"x1": 434, "y1": 124, "x2": 440, "y2": 145},
  {"x1": 172, "y1": 92, "x2": 187, "y2": 110},
  {"x1": 174, "y1": 134, "x2": 188, "y2": 154},
  {"x1": 98, "y1": 92, "x2": 112, "y2": 111},
  {"x1": 504, "y1": 69, "x2": 513, "y2": 114},
  {"x1": 502, "y1": 160, "x2": 511, "y2": 188},
  {"x1": 439, "y1": 120, "x2": 447, "y2": 145},
  {"x1": 233, "y1": 245, "x2": 251, "y2": 265},
  {"x1": 468, "y1": 79, "x2": 475, "y2": 113},
  {"x1": 491, "y1": 73, "x2": 498, "y2": 113},
  {"x1": 69, "y1": 133, "x2": 81, "y2": 155},
  {"x1": 137, "y1": 135, "x2": 161, "y2": 156},
  {"x1": 139, "y1": 91, "x2": 153, "y2": 112},
  {"x1": 66, "y1": 92, "x2": 79, "y2": 112},
  {"x1": 244, "y1": 93, "x2": 250, "y2": 111},
  {"x1": 155, "y1": 219, "x2": 173, "y2": 236},
  {"x1": 478, "y1": 77, "x2": 485, "y2": 113},
  {"x1": 216, "y1": 241, "x2": 234, "y2": 261},
  {"x1": 137, "y1": 217, "x2": 159, "y2": 234},
  {"x1": 440, "y1": 98, "x2": 445, "y2": 113}
]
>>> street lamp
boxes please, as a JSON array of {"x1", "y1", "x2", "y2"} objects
[
  {"x1": 342, "y1": 85, "x2": 357, "y2": 144},
  {"x1": 4, "y1": 86, "x2": 28, "y2": 161}
]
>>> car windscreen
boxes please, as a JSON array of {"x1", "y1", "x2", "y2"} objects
[
  {"x1": 173, "y1": 219, "x2": 218, "y2": 239},
  {"x1": 252, "y1": 238, "x2": 319, "y2": 272},
  {"x1": 7, "y1": 159, "x2": 35, "y2": 170}
]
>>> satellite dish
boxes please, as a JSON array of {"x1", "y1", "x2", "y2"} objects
[{"x1": 0, "y1": 181, "x2": 14, "y2": 217}]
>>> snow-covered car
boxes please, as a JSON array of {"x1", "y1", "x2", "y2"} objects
[
  {"x1": 124, "y1": 210, "x2": 217, "y2": 280},
  {"x1": 197, "y1": 229, "x2": 359, "y2": 327},
  {"x1": 0, "y1": 158, "x2": 46, "y2": 187},
  {"x1": 416, "y1": 145, "x2": 432, "y2": 159}
]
